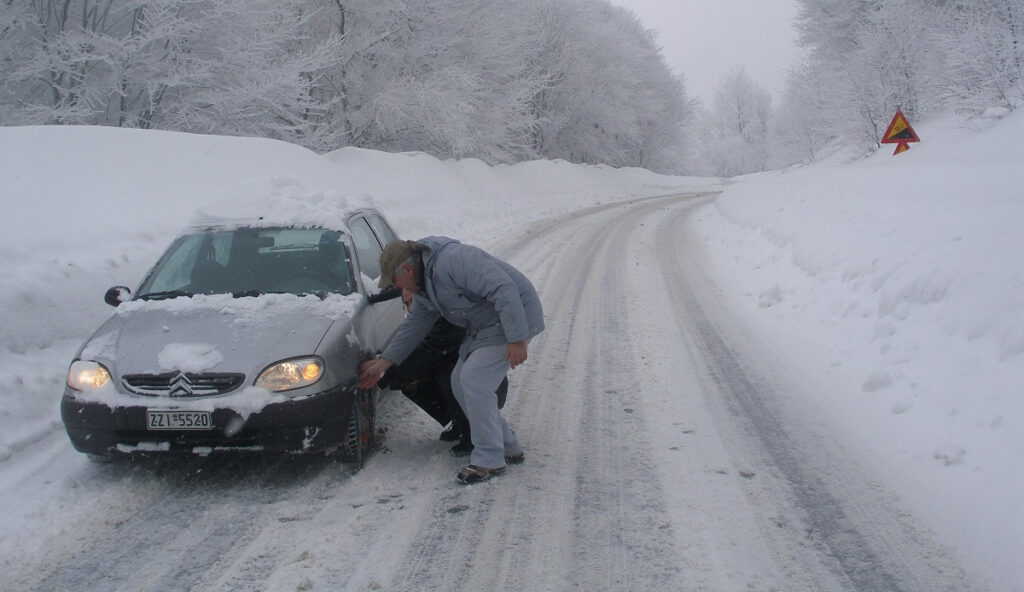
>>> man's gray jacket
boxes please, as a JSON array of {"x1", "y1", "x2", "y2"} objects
[{"x1": 380, "y1": 236, "x2": 545, "y2": 364}]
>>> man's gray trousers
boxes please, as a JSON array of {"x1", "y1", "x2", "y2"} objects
[{"x1": 450, "y1": 344, "x2": 522, "y2": 468}]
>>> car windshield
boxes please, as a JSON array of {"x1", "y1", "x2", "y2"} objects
[{"x1": 136, "y1": 227, "x2": 357, "y2": 299}]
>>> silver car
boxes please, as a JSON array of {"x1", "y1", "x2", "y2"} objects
[{"x1": 60, "y1": 208, "x2": 404, "y2": 466}]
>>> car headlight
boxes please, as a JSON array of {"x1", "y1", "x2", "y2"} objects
[
  {"x1": 68, "y1": 360, "x2": 112, "y2": 391},
  {"x1": 255, "y1": 357, "x2": 324, "y2": 392}
]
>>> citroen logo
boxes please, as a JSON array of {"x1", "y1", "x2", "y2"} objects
[{"x1": 168, "y1": 372, "x2": 195, "y2": 397}]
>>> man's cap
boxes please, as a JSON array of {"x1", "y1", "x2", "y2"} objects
[{"x1": 378, "y1": 239, "x2": 421, "y2": 289}]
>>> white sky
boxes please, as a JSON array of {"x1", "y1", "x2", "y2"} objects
[{"x1": 609, "y1": 0, "x2": 801, "y2": 105}]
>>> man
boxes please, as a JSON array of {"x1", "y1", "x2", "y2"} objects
[
  {"x1": 371, "y1": 286, "x2": 508, "y2": 455},
  {"x1": 358, "y1": 237, "x2": 544, "y2": 484}
]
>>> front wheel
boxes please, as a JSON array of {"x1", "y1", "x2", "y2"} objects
[{"x1": 338, "y1": 388, "x2": 377, "y2": 468}]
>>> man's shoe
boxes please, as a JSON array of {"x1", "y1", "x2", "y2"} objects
[
  {"x1": 504, "y1": 452, "x2": 525, "y2": 465},
  {"x1": 449, "y1": 439, "x2": 473, "y2": 457},
  {"x1": 457, "y1": 465, "x2": 505, "y2": 484},
  {"x1": 439, "y1": 426, "x2": 461, "y2": 442}
]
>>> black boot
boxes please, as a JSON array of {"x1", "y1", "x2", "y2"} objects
[
  {"x1": 439, "y1": 424, "x2": 461, "y2": 441},
  {"x1": 450, "y1": 437, "x2": 473, "y2": 457}
]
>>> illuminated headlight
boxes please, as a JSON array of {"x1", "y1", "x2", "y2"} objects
[
  {"x1": 255, "y1": 357, "x2": 324, "y2": 392},
  {"x1": 67, "y1": 360, "x2": 112, "y2": 391}
]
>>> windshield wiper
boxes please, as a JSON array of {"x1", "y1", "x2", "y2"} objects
[{"x1": 137, "y1": 290, "x2": 195, "y2": 301}]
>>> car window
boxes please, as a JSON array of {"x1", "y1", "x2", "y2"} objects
[
  {"x1": 136, "y1": 227, "x2": 356, "y2": 298},
  {"x1": 367, "y1": 213, "x2": 398, "y2": 246},
  {"x1": 141, "y1": 233, "x2": 208, "y2": 294},
  {"x1": 348, "y1": 217, "x2": 383, "y2": 280}
]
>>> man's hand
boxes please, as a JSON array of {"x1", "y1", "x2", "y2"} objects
[
  {"x1": 358, "y1": 358, "x2": 394, "y2": 389},
  {"x1": 506, "y1": 340, "x2": 528, "y2": 369}
]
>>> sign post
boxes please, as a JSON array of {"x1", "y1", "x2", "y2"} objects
[{"x1": 880, "y1": 109, "x2": 920, "y2": 155}]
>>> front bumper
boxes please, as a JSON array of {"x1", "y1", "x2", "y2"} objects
[{"x1": 60, "y1": 382, "x2": 356, "y2": 457}]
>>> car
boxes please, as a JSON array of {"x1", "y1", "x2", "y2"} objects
[{"x1": 60, "y1": 205, "x2": 405, "y2": 467}]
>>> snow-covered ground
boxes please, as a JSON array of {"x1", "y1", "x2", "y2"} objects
[
  {"x1": 0, "y1": 111, "x2": 1020, "y2": 590},
  {"x1": 694, "y1": 111, "x2": 1023, "y2": 589}
]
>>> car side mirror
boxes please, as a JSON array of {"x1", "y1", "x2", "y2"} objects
[
  {"x1": 104, "y1": 286, "x2": 131, "y2": 307},
  {"x1": 367, "y1": 286, "x2": 401, "y2": 305}
]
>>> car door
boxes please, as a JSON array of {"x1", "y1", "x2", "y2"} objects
[
  {"x1": 347, "y1": 213, "x2": 404, "y2": 351},
  {"x1": 366, "y1": 212, "x2": 398, "y2": 247}
]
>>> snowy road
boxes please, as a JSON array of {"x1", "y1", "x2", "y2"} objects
[{"x1": 3, "y1": 194, "x2": 981, "y2": 592}]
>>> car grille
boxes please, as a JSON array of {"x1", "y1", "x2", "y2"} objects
[{"x1": 121, "y1": 371, "x2": 246, "y2": 397}]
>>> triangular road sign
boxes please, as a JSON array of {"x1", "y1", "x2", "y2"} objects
[{"x1": 881, "y1": 109, "x2": 920, "y2": 154}]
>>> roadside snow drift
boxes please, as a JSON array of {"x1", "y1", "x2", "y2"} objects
[{"x1": 693, "y1": 111, "x2": 1023, "y2": 589}]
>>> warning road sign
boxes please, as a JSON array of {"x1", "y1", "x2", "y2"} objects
[{"x1": 881, "y1": 109, "x2": 920, "y2": 154}]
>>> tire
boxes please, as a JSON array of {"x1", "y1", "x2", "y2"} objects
[{"x1": 338, "y1": 388, "x2": 377, "y2": 468}]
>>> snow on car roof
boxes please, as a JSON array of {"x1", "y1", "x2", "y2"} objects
[{"x1": 188, "y1": 176, "x2": 377, "y2": 231}]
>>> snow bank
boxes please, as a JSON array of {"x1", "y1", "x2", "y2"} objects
[
  {"x1": 692, "y1": 110, "x2": 1023, "y2": 589},
  {"x1": 322, "y1": 146, "x2": 708, "y2": 243}
]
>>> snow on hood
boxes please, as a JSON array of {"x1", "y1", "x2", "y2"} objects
[
  {"x1": 156, "y1": 343, "x2": 224, "y2": 373},
  {"x1": 105, "y1": 294, "x2": 360, "y2": 372},
  {"x1": 72, "y1": 292, "x2": 361, "y2": 416}
]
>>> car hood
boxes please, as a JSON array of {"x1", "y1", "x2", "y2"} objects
[{"x1": 80, "y1": 294, "x2": 356, "y2": 378}]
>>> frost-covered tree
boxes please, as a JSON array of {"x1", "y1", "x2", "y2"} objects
[
  {"x1": 790, "y1": 0, "x2": 887, "y2": 147},
  {"x1": 935, "y1": 0, "x2": 1024, "y2": 112},
  {"x1": 778, "y1": 0, "x2": 1023, "y2": 163},
  {"x1": 311, "y1": 0, "x2": 691, "y2": 170},
  {"x1": 0, "y1": 0, "x2": 342, "y2": 145},
  {"x1": 769, "y1": 58, "x2": 835, "y2": 166},
  {"x1": 155, "y1": 2, "x2": 343, "y2": 147},
  {"x1": 310, "y1": 0, "x2": 548, "y2": 161},
  {"x1": 0, "y1": 0, "x2": 693, "y2": 170},
  {"x1": 519, "y1": 0, "x2": 691, "y2": 172},
  {"x1": 694, "y1": 66, "x2": 772, "y2": 176}
]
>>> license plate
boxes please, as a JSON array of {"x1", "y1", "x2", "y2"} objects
[{"x1": 146, "y1": 410, "x2": 212, "y2": 430}]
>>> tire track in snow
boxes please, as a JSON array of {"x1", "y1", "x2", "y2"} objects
[
  {"x1": 27, "y1": 455, "x2": 358, "y2": 592},
  {"x1": 653, "y1": 198, "x2": 975, "y2": 592},
  {"x1": 556, "y1": 196, "x2": 685, "y2": 591},
  {"x1": 391, "y1": 195, "x2": 690, "y2": 591},
  {"x1": 390, "y1": 202, "x2": 609, "y2": 591}
]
